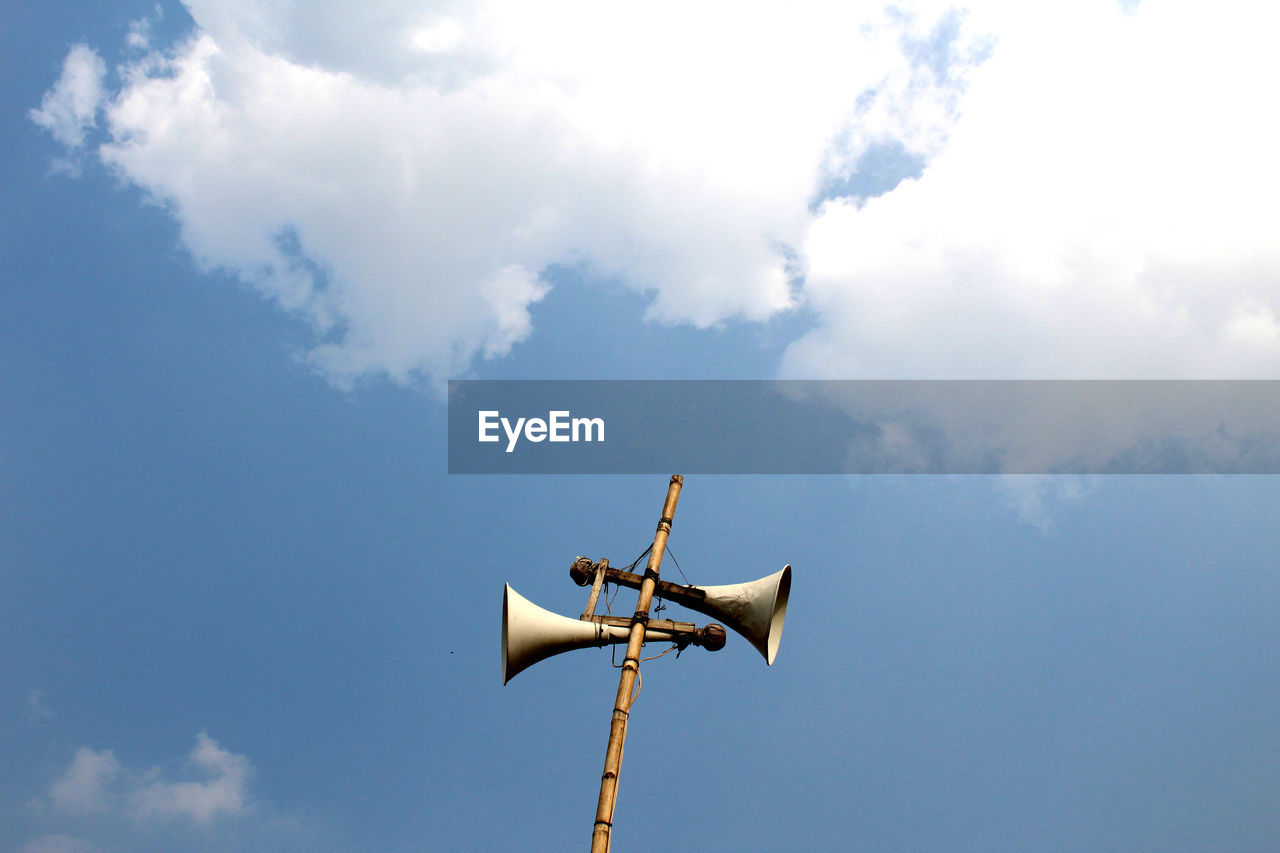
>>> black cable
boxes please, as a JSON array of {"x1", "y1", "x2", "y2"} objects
[
  {"x1": 623, "y1": 543, "x2": 652, "y2": 573},
  {"x1": 664, "y1": 543, "x2": 690, "y2": 586}
]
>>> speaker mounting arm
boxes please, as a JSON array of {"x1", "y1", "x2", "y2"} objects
[
  {"x1": 580, "y1": 614, "x2": 726, "y2": 652},
  {"x1": 573, "y1": 563, "x2": 709, "y2": 605}
]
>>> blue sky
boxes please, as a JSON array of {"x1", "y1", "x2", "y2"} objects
[{"x1": 4, "y1": 2, "x2": 1280, "y2": 851}]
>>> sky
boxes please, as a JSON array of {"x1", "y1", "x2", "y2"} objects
[{"x1": 3, "y1": 1, "x2": 1280, "y2": 851}]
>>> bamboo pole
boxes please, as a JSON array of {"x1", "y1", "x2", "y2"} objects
[{"x1": 590, "y1": 474, "x2": 683, "y2": 853}]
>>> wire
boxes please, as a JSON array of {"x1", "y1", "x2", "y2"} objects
[
  {"x1": 639, "y1": 644, "x2": 678, "y2": 663},
  {"x1": 613, "y1": 641, "x2": 680, "y2": 670},
  {"x1": 623, "y1": 543, "x2": 652, "y2": 573},
  {"x1": 664, "y1": 543, "x2": 690, "y2": 586},
  {"x1": 626, "y1": 643, "x2": 682, "y2": 710}
]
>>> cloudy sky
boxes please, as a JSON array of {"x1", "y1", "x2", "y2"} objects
[{"x1": 5, "y1": 1, "x2": 1280, "y2": 851}]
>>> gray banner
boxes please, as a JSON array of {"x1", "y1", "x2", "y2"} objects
[{"x1": 447, "y1": 380, "x2": 1280, "y2": 474}]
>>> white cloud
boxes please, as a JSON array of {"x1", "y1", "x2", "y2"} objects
[
  {"x1": 132, "y1": 731, "x2": 253, "y2": 823},
  {"x1": 783, "y1": 0, "x2": 1280, "y2": 379},
  {"x1": 127, "y1": 7, "x2": 163, "y2": 52},
  {"x1": 28, "y1": 689, "x2": 55, "y2": 719},
  {"x1": 50, "y1": 748, "x2": 119, "y2": 814},
  {"x1": 996, "y1": 475, "x2": 1094, "y2": 533},
  {"x1": 797, "y1": 380, "x2": 1280, "y2": 477},
  {"x1": 29, "y1": 44, "x2": 106, "y2": 150},
  {"x1": 20, "y1": 836, "x2": 99, "y2": 853},
  {"x1": 36, "y1": 0, "x2": 981, "y2": 385},
  {"x1": 45, "y1": 733, "x2": 252, "y2": 825},
  {"x1": 35, "y1": 2, "x2": 1280, "y2": 384}
]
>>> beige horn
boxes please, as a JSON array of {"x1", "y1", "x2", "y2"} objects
[
  {"x1": 591, "y1": 565, "x2": 792, "y2": 664},
  {"x1": 688, "y1": 565, "x2": 791, "y2": 664},
  {"x1": 502, "y1": 585, "x2": 628, "y2": 684}
]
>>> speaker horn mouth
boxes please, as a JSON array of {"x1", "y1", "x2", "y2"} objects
[
  {"x1": 765, "y1": 564, "x2": 791, "y2": 665},
  {"x1": 501, "y1": 585, "x2": 512, "y2": 684}
]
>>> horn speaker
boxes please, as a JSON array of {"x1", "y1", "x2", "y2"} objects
[
  {"x1": 681, "y1": 565, "x2": 791, "y2": 664},
  {"x1": 503, "y1": 585, "x2": 622, "y2": 684},
  {"x1": 581, "y1": 564, "x2": 792, "y2": 664}
]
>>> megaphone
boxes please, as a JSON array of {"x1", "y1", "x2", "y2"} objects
[
  {"x1": 573, "y1": 564, "x2": 792, "y2": 664},
  {"x1": 502, "y1": 585, "x2": 725, "y2": 684},
  {"x1": 503, "y1": 585, "x2": 623, "y2": 684},
  {"x1": 684, "y1": 566, "x2": 791, "y2": 665}
]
